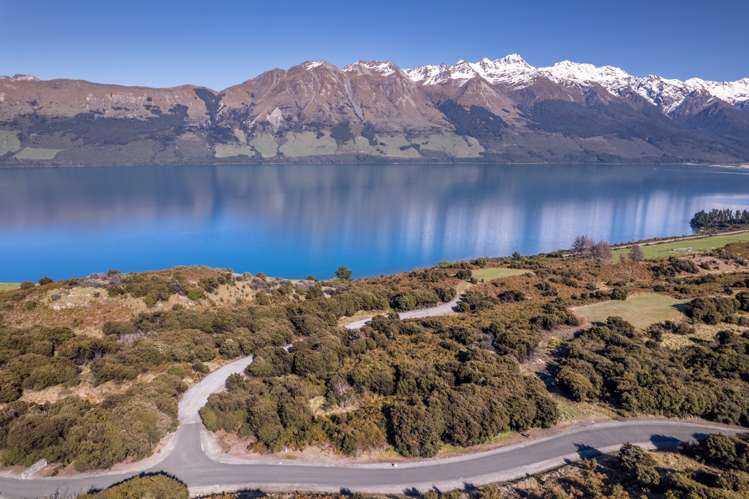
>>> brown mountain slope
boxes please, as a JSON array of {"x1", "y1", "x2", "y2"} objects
[{"x1": 1, "y1": 60, "x2": 748, "y2": 166}]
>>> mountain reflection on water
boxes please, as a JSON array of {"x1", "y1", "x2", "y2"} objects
[{"x1": 2, "y1": 163, "x2": 749, "y2": 281}]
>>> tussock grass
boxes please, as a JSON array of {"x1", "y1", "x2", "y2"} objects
[{"x1": 472, "y1": 267, "x2": 532, "y2": 282}]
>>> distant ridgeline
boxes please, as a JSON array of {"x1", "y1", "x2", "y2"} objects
[{"x1": 691, "y1": 209, "x2": 749, "y2": 231}]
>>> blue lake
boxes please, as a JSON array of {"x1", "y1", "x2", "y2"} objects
[{"x1": 2, "y1": 163, "x2": 749, "y2": 281}]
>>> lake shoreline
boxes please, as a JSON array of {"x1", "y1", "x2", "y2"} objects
[
  {"x1": 1, "y1": 159, "x2": 747, "y2": 170},
  {"x1": 3, "y1": 163, "x2": 749, "y2": 282}
]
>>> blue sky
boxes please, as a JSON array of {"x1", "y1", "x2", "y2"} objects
[{"x1": 1, "y1": 0, "x2": 747, "y2": 89}]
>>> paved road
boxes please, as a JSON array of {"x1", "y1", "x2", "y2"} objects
[
  {"x1": 178, "y1": 355, "x2": 254, "y2": 424},
  {"x1": 0, "y1": 418, "x2": 739, "y2": 498},
  {"x1": 345, "y1": 294, "x2": 461, "y2": 330},
  {"x1": 0, "y1": 321, "x2": 742, "y2": 498}
]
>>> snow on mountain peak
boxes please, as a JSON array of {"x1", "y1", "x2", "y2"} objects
[
  {"x1": 498, "y1": 53, "x2": 528, "y2": 65},
  {"x1": 303, "y1": 60, "x2": 328, "y2": 70},
  {"x1": 403, "y1": 64, "x2": 451, "y2": 85},
  {"x1": 539, "y1": 60, "x2": 632, "y2": 89},
  {"x1": 344, "y1": 61, "x2": 399, "y2": 76},
  {"x1": 0, "y1": 74, "x2": 39, "y2": 81},
  {"x1": 404, "y1": 53, "x2": 537, "y2": 87},
  {"x1": 404, "y1": 54, "x2": 748, "y2": 113}
]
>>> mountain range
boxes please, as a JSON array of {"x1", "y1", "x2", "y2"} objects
[{"x1": 2, "y1": 54, "x2": 748, "y2": 166}]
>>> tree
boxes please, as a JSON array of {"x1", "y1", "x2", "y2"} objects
[
  {"x1": 629, "y1": 245, "x2": 644, "y2": 261},
  {"x1": 618, "y1": 443, "x2": 660, "y2": 486},
  {"x1": 572, "y1": 235, "x2": 594, "y2": 254},
  {"x1": 387, "y1": 401, "x2": 442, "y2": 457},
  {"x1": 335, "y1": 266, "x2": 352, "y2": 280},
  {"x1": 591, "y1": 241, "x2": 612, "y2": 260},
  {"x1": 556, "y1": 367, "x2": 595, "y2": 401},
  {"x1": 690, "y1": 208, "x2": 749, "y2": 230}
]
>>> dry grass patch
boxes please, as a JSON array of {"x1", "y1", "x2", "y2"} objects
[
  {"x1": 2, "y1": 286, "x2": 145, "y2": 333},
  {"x1": 472, "y1": 267, "x2": 532, "y2": 282},
  {"x1": 613, "y1": 230, "x2": 749, "y2": 261},
  {"x1": 661, "y1": 323, "x2": 743, "y2": 350},
  {"x1": 571, "y1": 292, "x2": 685, "y2": 330},
  {"x1": 0, "y1": 282, "x2": 21, "y2": 292},
  {"x1": 722, "y1": 240, "x2": 749, "y2": 259},
  {"x1": 554, "y1": 396, "x2": 617, "y2": 422}
]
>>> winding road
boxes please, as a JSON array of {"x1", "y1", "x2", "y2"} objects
[
  {"x1": 0, "y1": 301, "x2": 742, "y2": 497},
  {"x1": 344, "y1": 294, "x2": 462, "y2": 330}
]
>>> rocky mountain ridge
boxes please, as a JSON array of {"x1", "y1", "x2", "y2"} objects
[{"x1": 1, "y1": 54, "x2": 748, "y2": 166}]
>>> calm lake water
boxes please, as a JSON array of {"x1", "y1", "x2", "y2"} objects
[{"x1": 2, "y1": 163, "x2": 749, "y2": 281}]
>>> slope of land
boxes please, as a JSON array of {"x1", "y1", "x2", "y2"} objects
[
  {"x1": 1, "y1": 54, "x2": 749, "y2": 166},
  {"x1": 1, "y1": 236, "x2": 749, "y2": 497}
]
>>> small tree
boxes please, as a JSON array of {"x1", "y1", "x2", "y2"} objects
[
  {"x1": 618, "y1": 443, "x2": 660, "y2": 486},
  {"x1": 629, "y1": 245, "x2": 644, "y2": 261},
  {"x1": 572, "y1": 235, "x2": 594, "y2": 254},
  {"x1": 591, "y1": 241, "x2": 612, "y2": 260},
  {"x1": 335, "y1": 266, "x2": 352, "y2": 280}
]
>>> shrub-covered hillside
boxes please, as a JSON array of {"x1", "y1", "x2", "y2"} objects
[{"x1": 0, "y1": 238, "x2": 748, "y2": 472}]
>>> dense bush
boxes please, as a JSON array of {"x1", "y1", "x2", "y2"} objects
[
  {"x1": 455, "y1": 290, "x2": 498, "y2": 312},
  {"x1": 553, "y1": 317, "x2": 749, "y2": 425},
  {"x1": 686, "y1": 296, "x2": 739, "y2": 324},
  {"x1": 650, "y1": 257, "x2": 699, "y2": 277},
  {"x1": 686, "y1": 433, "x2": 749, "y2": 473},
  {"x1": 204, "y1": 313, "x2": 558, "y2": 458},
  {"x1": 618, "y1": 443, "x2": 660, "y2": 486},
  {"x1": 323, "y1": 407, "x2": 386, "y2": 455},
  {"x1": 497, "y1": 290, "x2": 525, "y2": 302},
  {"x1": 485, "y1": 322, "x2": 541, "y2": 361},
  {"x1": 102, "y1": 320, "x2": 136, "y2": 336},
  {"x1": 387, "y1": 400, "x2": 442, "y2": 457},
  {"x1": 0, "y1": 375, "x2": 184, "y2": 470},
  {"x1": 108, "y1": 274, "x2": 181, "y2": 307}
]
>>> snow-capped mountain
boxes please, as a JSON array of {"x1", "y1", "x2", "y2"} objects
[
  {"x1": 1, "y1": 55, "x2": 748, "y2": 166},
  {"x1": 405, "y1": 54, "x2": 749, "y2": 114},
  {"x1": 343, "y1": 61, "x2": 400, "y2": 76},
  {"x1": 405, "y1": 54, "x2": 536, "y2": 87}
]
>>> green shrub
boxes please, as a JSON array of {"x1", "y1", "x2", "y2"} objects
[
  {"x1": 686, "y1": 296, "x2": 739, "y2": 324},
  {"x1": 0, "y1": 371, "x2": 22, "y2": 402},
  {"x1": 335, "y1": 266, "x2": 352, "y2": 280},
  {"x1": 553, "y1": 319, "x2": 749, "y2": 425},
  {"x1": 102, "y1": 321, "x2": 136, "y2": 336},
  {"x1": 687, "y1": 433, "x2": 749, "y2": 472},
  {"x1": 21, "y1": 360, "x2": 78, "y2": 390},
  {"x1": 90, "y1": 358, "x2": 139, "y2": 385},
  {"x1": 79, "y1": 473, "x2": 189, "y2": 499},
  {"x1": 455, "y1": 269, "x2": 472, "y2": 280},
  {"x1": 618, "y1": 443, "x2": 660, "y2": 486},
  {"x1": 556, "y1": 366, "x2": 596, "y2": 401},
  {"x1": 387, "y1": 401, "x2": 442, "y2": 457}
]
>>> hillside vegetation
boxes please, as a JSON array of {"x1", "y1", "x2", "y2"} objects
[{"x1": 0, "y1": 238, "x2": 748, "y2": 473}]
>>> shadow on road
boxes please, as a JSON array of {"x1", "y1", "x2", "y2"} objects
[
  {"x1": 650, "y1": 434, "x2": 683, "y2": 450},
  {"x1": 232, "y1": 489, "x2": 265, "y2": 498},
  {"x1": 570, "y1": 442, "x2": 602, "y2": 461}
]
